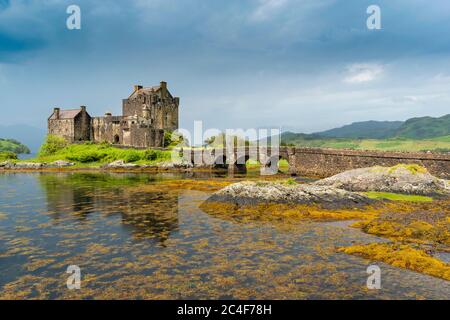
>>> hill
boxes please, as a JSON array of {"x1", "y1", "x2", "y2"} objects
[
  {"x1": 0, "y1": 138, "x2": 31, "y2": 154},
  {"x1": 394, "y1": 114, "x2": 450, "y2": 139},
  {"x1": 313, "y1": 114, "x2": 450, "y2": 139},
  {"x1": 0, "y1": 124, "x2": 46, "y2": 153},
  {"x1": 316, "y1": 121, "x2": 403, "y2": 139}
]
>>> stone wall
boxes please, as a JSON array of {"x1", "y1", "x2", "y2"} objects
[
  {"x1": 127, "y1": 125, "x2": 164, "y2": 148},
  {"x1": 180, "y1": 147, "x2": 450, "y2": 178},
  {"x1": 122, "y1": 85, "x2": 179, "y2": 132},
  {"x1": 288, "y1": 148, "x2": 450, "y2": 179},
  {"x1": 73, "y1": 110, "x2": 91, "y2": 141},
  {"x1": 48, "y1": 118, "x2": 74, "y2": 142},
  {"x1": 91, "y1": 116, "x2": 123, "y2": 144}
]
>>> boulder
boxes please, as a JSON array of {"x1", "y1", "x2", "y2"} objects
[
  {"x1": 48, "y1": 160, "x2": 75, "y2": 168},
  {"x1": 205, "y1": 181, "x2": 373, "y2": 208},
  {"x1": 104, "y1": 160, "x2": 140, "y2": 169},
  {"x1": 0, "y1": 161, "x2": 11, "y2": 168},
  {"x1": 12, "y1": 162, "x2": 45, "y2": 169},
  {"x1": 314, "y1": 164, "x2": 449, "y2": 195}
]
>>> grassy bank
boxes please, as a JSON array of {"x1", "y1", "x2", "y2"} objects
[
  {"x1": 282, "y1": 135, "x2": 450, "y2": 152},
  {"x1": 21, "y1": 141, "x2": 172, "y2": 167}
]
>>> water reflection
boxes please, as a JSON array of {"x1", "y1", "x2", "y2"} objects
[
  {"x1": 38, "y1": 173, "x2": 180, "y2": 243},
  {"x1": 0, "y1": 172, "x2": 449, "y2": 299}
]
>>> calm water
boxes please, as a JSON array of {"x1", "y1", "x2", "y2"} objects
[{"x1": 0, "y1": 172, "x2": 449, "y2": 299}]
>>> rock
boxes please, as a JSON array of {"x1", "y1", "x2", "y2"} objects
[
  {"x1": 314, "y1": 164, "x2": 449, "y2": 195},
  {"x1": 0, "y1": 161, "x2": 11, "y2": 168},
  {"x1": 205, "y1": 181, "x2": 373, "y2": 208},
  {"x1": 158, "y1": 160, "x2": 194, "y2": 169},
  {"x1": 48, "y1": 160, "x2": 75, "y2": 168},
  {"x1": 104, "y1": 160, "x2": 139, "y2": 169},
  {"x1": 12, "y1": 162, "x2": 45, "y2": 169}
]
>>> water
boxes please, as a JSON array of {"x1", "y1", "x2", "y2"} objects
[
  {"x1": 17, "y1": 153, "x2": 37, "y2": 160},
  {"x1": 0, "y1": 172, "x2": 448, "y2": 299}
]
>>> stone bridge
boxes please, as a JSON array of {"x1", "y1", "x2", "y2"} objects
[{"x1": 178, "y1": 147, "x2": 450, "y2": 178}]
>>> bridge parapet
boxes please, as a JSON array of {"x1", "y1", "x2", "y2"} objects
[{"x1": 175, "y1": 147, "x2": 450, "y2": 178}]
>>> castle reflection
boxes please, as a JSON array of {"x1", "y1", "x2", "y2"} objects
[{"x1": 38, "y1": 172, "x2": 180, "y2": 243}]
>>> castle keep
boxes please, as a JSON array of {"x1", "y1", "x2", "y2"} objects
[{"x1": 48, "y1": 82, "x2": 179, "y2": 148}]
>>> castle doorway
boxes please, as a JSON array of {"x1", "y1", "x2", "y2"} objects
[{"x1": 114, "y1": 135, "x2": 120, "y2": 144}]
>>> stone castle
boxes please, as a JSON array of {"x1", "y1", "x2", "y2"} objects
[{"x1": 48, "y1": 82, "x2": 179, "y2": 148}]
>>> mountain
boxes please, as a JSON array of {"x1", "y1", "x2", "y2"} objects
[
  {"x1": 394, "y1": 114, "x2": 450, "y2": 139},
  {"x1": 0, "y1": 124, "x2": 46, "y2": 153},
  {"x1": 315, "y1": 121, "x2": 403, "y2": 139}
]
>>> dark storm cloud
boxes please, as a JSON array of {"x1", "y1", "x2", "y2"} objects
[{"x1": 0, "y1": 0, "x2": 449, "y2": 132}]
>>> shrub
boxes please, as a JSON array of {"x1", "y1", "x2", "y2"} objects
[
  {"x1": 39, "y1": 135, "x2": 68, "y2": 156},
  {"x1": 143, "y1": 149, "x2": 158, "y2": 161},
  {"x1": 0, "y1": 151, "x2": 18, "y2": 161},
  {"x1": 67, "y1": 151, "x2": 106, "y2": 163},
  {"x1": 123, "y1": 151, "x2": 142, "y2": 163}
]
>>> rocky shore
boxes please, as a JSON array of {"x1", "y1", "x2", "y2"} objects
[
  {"x1": 0, "y1": 160, "x2": 75, "y2": 169},
  {"x1": 205, "y1": 164, "x2": 449, "y2": 207},
  {"x1": 206, "y1": 181, "x2": 374, "y2": 208},
  {"x1": 0, "y1": 159, "x2": 195, "y2": 171},
  {"x1": 314, "y1": 164, "x2": 449, "y2": 195}
]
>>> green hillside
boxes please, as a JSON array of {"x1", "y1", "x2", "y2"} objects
[
  {"x1": 316, "y1": 120, "x2": 403, "y2": 139},
  {"x1": 0, "y1": 138, "x2": 31, "y2": 154},
  {"x1": 313, "y1": 114, "x2": 449, "y2": 139},
  {"x1": 280, "y1": 134, "x2": 450, "y2": 153},
  {"x1": 394, "y1": 114, "x2": 450, "y2": 139}
]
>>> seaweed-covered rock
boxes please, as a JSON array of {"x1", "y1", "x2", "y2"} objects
[
  {"x1": 314, "y1": 164, "x2": 449, "y2": 195},
  {"x1": 205, "y1": 181, "x2": 373, "y2": 208}
]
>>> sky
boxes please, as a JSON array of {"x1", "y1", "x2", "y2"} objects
[{"x1": 1, "y1": 0, "x2": 450, "y2": 134}]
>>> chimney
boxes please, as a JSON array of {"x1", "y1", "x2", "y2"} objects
[
  {"x1": 160, "y1": 81, "x2": 167, "y2": 97},
  {"x1": 80, "y1": 106, "x2": 86, "y2": 112},
  {"x1": 134, "y1": 85, "x2": 143, "y2": 92},
  {"x1": 54, "y1": 107, "x2": 60, "y2": 119}
]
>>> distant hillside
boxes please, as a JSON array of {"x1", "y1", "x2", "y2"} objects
[
  {"x1": 316, "y1": 121, "x2": 403, "y2": 139},
  {"x1": 311, "y1": 114, "x2": 449, "y2": 139},
  {"x1": 0, "y1": 124, "x2": 46, "y2": 153},
  {"x1": 279, "y1": 114, "x2": 450, "y2": 152},
  {"x1": 0, "y1": 138, "x2": 30, "y2": 154},
  {"x1": 394, "y1": 114, "x2": 450, "y2": 139}
]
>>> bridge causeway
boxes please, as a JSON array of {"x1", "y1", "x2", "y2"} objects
[{"x1": 177, "y1": 147, "x2": 450, "y2": 178}]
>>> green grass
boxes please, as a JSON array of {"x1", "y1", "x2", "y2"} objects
[
  {"x1": 22, "y1": 143, "x2": 172, "y2": 167},
  {"x1": 363, "y1": 192, "x2": 433, "y2": 202},
  {"x1": 282, "y1": 135, "x2": 450, "y2": 152},
  {"x1": 0, "y1": 151, "x2": 18, "y2": 161}
]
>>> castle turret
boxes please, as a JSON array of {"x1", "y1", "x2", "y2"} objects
[{"x1": 54, "y1": 107, "x2": 60, "y2": 119}]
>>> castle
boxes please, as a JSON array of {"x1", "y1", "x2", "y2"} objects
[{"x1": 48, "y1": 82, "x2": 179, "y2": 148}]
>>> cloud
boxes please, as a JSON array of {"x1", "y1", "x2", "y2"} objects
[
  {"x1": 344, "y1": 63, "x2": 384, "y2": 84},
  {"x1": 250, "y1": 0, "x2": 289, "y2": 22}
]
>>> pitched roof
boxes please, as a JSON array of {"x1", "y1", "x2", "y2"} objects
[
  {"x1": 128, "y1": 85, "x2": 161, "y2": 99},
  {"x1": 49, "y1": 109, "x2": 82, "y2": 120}
]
